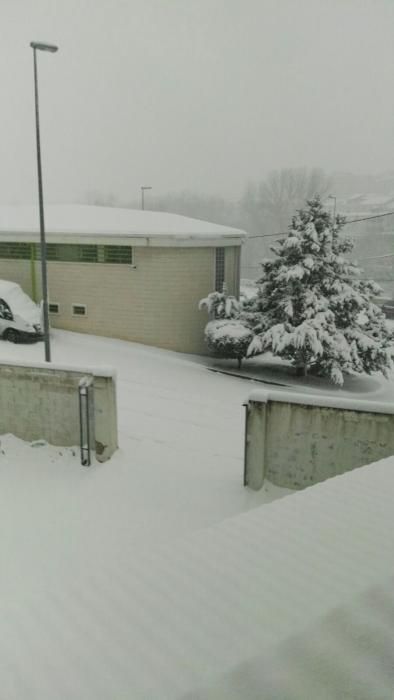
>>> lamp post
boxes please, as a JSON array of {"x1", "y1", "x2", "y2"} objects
[
  {"x1": 30, "y1": 41, "x2": 58, "y2": 362},
  {"x1": 328, "y1": 194, "x2": 337, "y2": 230},
  {"x1": 141, "y1": 186, "x2": 152, "y2": 210}
]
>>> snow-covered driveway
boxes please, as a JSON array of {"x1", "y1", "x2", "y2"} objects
[{"x1": 0, "y1": 330, "x2": 287, "y2": 559}]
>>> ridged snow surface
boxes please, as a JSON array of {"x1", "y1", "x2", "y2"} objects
[
  {"x1": 0, "y1": 447, "x2": 392, "y2": 698},
  {"x1": 0, "y1": 331, "x2": 393, "y2": 698}
]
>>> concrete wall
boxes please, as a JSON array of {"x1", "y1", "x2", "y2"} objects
[
  {"x1": 0, "y1": 360, "x2": 118, "y2": 462},
  {"x1": 0, "y1": 246, "x2": 241, "y2": 354},
  {"x1": 244, "y1": 391, "x2": 394, "y2": 490}
]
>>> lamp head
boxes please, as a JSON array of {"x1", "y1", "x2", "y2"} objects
[{"x1": 30, "y1": 42, "x2": 58, "y2": 53}]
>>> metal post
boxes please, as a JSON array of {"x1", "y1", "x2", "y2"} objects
[
  {"x1": 243, "y1": 402, "x2": 249, "y2": 487},
  {"x1": 329, "y1": 194, "x2": 337, "y2": 231},
  {"x1": 79, "y1": 376, "x2": 94, "y2": 466},
  {"x1": 141, "y1": 186, "x2": 152, "y2": 210},
  {"x1": 32, "y1": 46, "x2": 51, "y2": 362}
]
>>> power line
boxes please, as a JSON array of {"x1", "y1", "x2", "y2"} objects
[
  {"x1": 345, "y1": 211, "x2": 394, "y2": 225},
  {"x1": 248, "y1": 232, "x2": 287, "y2": 240},
  {"x1": 359, "y1": 253, "x2": 394, "y2": 261},
  {"x1": 247, "y1": 210, "x2": 394, "y2": 240}
]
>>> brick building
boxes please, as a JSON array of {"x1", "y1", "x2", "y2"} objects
[{"x1": 0, "y1": 205, "x2": 246, "y2": 353}]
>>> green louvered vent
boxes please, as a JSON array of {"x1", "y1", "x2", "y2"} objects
[
  {"x1": 0, "y1": 242, "x2": 32, "y2": 259},
  {"x1": 0, "y1": 242, "x2": 133, "y2": 264},
  {"x1": 103, "y1": 245, "x2": 133, "y2": 264}
]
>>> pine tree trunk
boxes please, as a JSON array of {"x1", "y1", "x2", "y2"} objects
[
  {"x1": 237, "y1": 357, "x2": 242, "y2": 370},
  {"x1": 296, "y1": 365, "x2": 307, "y2": 377}
]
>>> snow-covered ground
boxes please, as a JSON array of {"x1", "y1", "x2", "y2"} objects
[
  {"x1": 1, "y1": 330, "x2": 394, "y2": 698},
  {"x1": 0, "y1": 330, "x2": 290, "y2": 565}
]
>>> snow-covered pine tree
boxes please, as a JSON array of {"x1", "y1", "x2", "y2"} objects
[{"x1": 247, "y1": 195, "x2": 393, "y2": 385}]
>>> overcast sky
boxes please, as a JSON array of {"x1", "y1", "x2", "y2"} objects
[{"x1": 1, "y1": 0, "x2": 394, "y2": 205}]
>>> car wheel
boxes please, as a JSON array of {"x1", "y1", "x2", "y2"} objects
[{"x1": 3, "y1": 328, "x2": 20, "y2": 343}]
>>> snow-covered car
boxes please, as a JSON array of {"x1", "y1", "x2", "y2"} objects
[{"x1": 0, "y1": 280, "x2": 43, "y2": 343}]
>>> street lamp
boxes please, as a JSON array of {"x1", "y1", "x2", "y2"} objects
[
  {"x1": 30, "y1": 41, "x2": 58, "y2": 362},
  {"x1": 141, "y1": 186, "x2": 152, "y2": 210},
  {"x1": 328, "y1": 194, "x2": 337, "y2": 230}
]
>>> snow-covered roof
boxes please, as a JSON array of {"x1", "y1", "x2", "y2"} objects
[
  {"x1": 189, "y1": 574, "x2": 394, "y2": 699},
  {"x1": 183, "y1": 459, "x2": 394, "y2": 698},
  {"x1": 0, "y1": 448, "x2": 391, "y2": 699},
  {"x1": 0, "y1": 204, "x2": 247, "y2": 245}
]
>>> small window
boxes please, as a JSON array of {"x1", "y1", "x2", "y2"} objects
[
  {"x1": 72, "y1": 304, "x2": 87, "y2": 316},
  {"x1": 49, "y1": 303, "x2": 59, "y2": 314}
]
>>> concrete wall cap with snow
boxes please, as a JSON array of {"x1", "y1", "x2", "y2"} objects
[
  {"x1": 245, "y1": 389, "x2": 394, "y2": 490},
  {"x1": 0, "y1": 361, "x2": 118, "y2": 461},
  {"x1": 247, "y1": 388, "x2": 394, "y2": 415},
  {"x1": 0, "y1": 357, "x2": 116, "y2": 379}
]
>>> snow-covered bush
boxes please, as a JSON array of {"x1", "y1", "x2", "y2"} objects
[
  {"x1": 247, "y1": 195, "x2": 393, "y2": 385},
  {"x1": 199, "y1": 283, "x2": 254, "y2": 367},
  {"x1": 199, "y1": 283, "x2": 241, "y2": 319},
  {"x1": 205, "y1": 319, "x2": 254, "y2": 369}
]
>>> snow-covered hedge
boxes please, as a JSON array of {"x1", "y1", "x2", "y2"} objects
[{"x1": 205, "y1": 320, "x2": 254, "y2": 369}]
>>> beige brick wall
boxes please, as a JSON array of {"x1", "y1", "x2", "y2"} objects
[
  {"x1": 0, "y1": 260, "x2": 35, "y2": 299},
  {"x1": 0, "y1": 245, "x2": 241, "y2": 354}
]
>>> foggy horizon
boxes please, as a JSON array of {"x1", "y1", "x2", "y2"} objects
[{"x1": 1, "y1": 0, "x2": 394, "y2": 205}]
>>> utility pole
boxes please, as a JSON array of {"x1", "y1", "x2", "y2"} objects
[{"x1": 30, "y1": 40, "x2": 58, "y2": 362}]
